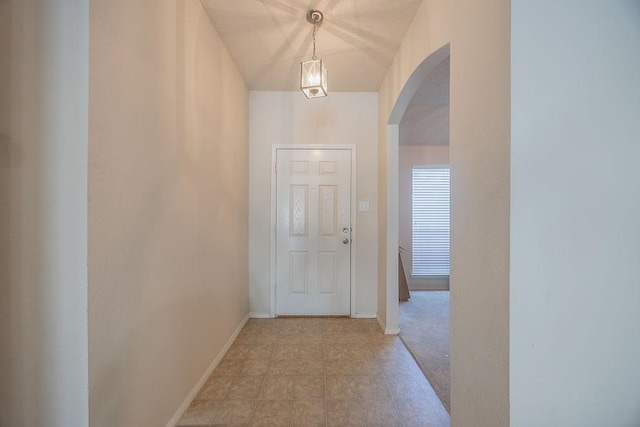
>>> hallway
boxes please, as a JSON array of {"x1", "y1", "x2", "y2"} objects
[
  {"x1": 177, "y1": 318, "x2": 449, "y2": 426},
  {"x1": 3, "y1": 1, "x2": 638, "y2": 425}
]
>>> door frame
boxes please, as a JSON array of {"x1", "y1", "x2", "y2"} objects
[{"x1": 270, "y1": 145, "x2": 357, "y2": 318}]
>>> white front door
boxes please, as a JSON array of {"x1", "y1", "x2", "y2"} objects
[{"x1": 276, "y1": 149, "x2": 352, "y2": 315}]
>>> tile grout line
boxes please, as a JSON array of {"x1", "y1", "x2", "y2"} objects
[
  {"x1": 322, "y1": 327, "x2": 328, "y2": 427},
  {"x1": 182, "y1": 318, "x2": 412, "y2": 426},
  {"x1": 379, "y1": 358, "x2": 407, "y2": 427}
]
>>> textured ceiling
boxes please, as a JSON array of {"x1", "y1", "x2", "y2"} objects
[
  {"x1": 400, "y1": 55, "x2": 450, "y2": 146},
  {"x1": 200, "y1": 0, "x2": 423, "y2": 91}
]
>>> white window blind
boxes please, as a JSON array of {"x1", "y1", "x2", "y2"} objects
[{"x1": 412, "y1": 167, "x2": 450, "y2": 276}]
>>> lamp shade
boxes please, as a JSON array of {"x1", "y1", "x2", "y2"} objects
[{"x1": 300, "y1": 59, "x2": 328, "y2": 99}]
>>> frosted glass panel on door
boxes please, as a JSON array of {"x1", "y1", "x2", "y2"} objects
[
  {"x1": 319, "y1": 185, "x2": 337, "y2": 236},
  {"x1": 290, "y1": 185, "x2": 308, "y2": 236}
]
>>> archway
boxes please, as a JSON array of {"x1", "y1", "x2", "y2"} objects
[
  {"x1": 383, "y1": 42, "x2": 451, "y2": 412},
  {"x1": 383, "y1": 43, "x2": 450, "y2": 333}
]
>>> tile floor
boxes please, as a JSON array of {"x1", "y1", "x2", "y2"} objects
[{"x1": 177, "y1": 318, "x2": 449, "y2": 427}]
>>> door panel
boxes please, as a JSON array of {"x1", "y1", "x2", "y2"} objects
[{"x1": 276, "y1": 149, "x2": 351, "y2": 315}]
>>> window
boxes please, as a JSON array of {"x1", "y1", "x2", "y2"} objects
[{"x1": 412, "y1": 167, "x2": 450, "y2": 276}]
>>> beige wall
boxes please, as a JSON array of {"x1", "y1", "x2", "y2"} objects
[
  {"x1": 0, "y1": 0, "x2": 90, "y2": 425},
  {"x1": 88, "y1": 1, "x2": 249, "y2": 426},
  {"x1": 449, "y1": 0, "x2": 511, "y2": 425},
  {"x1": 378, "y1": 0, "x2": 452, "y2": 334},
  {"x1": 378, "y1": 0, "x2": 510, "y2": 425},
  {"x1": 398, "y1": 146, "x2": 449, "y2": 290},
  {"x1": 249, "y1": 92, "x2": 378, "y2": 317}
]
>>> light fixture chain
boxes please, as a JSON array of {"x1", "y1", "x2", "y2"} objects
[{"x1": 312, "y1": 23, "x2": 317, "y2": 60}]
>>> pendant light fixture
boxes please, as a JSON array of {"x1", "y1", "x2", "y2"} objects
[{"x1": 300, "y1": 9, "x2": 328, "y2": 99}]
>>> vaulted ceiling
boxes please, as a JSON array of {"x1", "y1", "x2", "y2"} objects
[
  {"x1": 201, "y1": 0, "x2": 449, "y2": 146},
  {"x1": 200, "y1": 0, "x2": 423, "y2": 92}
]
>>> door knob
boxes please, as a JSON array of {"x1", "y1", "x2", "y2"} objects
[{"x1": 343, "y1": 238, "x2": 350, "y2": 244}]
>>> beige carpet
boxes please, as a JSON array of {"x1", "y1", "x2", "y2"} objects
[{"x1": 399, "y1": 291, "x2": 450, "y2": 412}]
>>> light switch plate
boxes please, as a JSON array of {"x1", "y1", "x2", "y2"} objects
[{"x1": 359, "y1": 201, "x2": 370, "y2": 212}]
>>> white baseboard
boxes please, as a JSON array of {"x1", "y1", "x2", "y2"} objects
[
  {"x1": 408, "y1": 284, "x2": 450, "y2": 291},
  {"x1": 408, "y1": 277, "x2": 449, "y2": 291},
  {"x1": 377, "y1": 315, "x2": 400, "y2": 335},
  {"x1": 251, "y1": 312, "x2": 376, "y2": 319},
  {"x1": 166, "y1": 313, "x2": 250, "y2": 427},
  {"x1": 352, "y1": 313, "x2": 377, "y2": 319},
  {"x1": 250, "y1": 312, "x2": 274, "y2": 318}
]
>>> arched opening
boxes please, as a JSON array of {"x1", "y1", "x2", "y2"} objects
[
  {"x1": 384, "y1": 43, "x2": 451, "y2": 411},
  {"x1": 383, "y1": 43, "x2": 450, "y2": 332}
]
